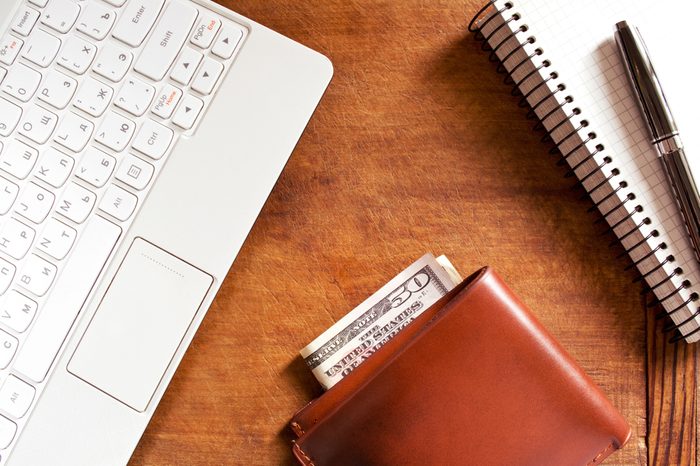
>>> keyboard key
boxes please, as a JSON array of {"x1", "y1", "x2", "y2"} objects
[
  {"x1": 0, "y1": 375, "x2": 35, "y2": 418},
  {"x1": 41, "y1": 0, "x2": 81, "y2": 34},
  {"x1": 172, "y1": 94, "x2": 203, "y2": 130},
  {"x1": 0, "y1": 140, "x2": 38, "y2": 179},
  {"x1": 16, "y1": 182, "x2": 54, "y2": 224},
  {"x1": 56, "y1": 182, "x2": 96, "y2": 224},
  {"x1": 77, "y1": 3, "x2": 116, "y2": 41},
  {"x1": 19, "y1": 254, "x2": 57, "y2": 297},
  {"x1": 74, "y1": 78, "x2": 113, "y2": 117},
  {"x1": 0, "y1": 259, "x2": 16, "y2": 295},
  {"x1": 95, "y1": 111, "x2": 136, "y2": 151},
  {"x1": 0, "y1": 177, "x2": 19, "y2": 214},
  {"x1": 1, "y1": 63, "x2": 41, "y2": 102},
  {"x1": 115, "y1": 154, "x2": 154, "y2": 191},
  {"x1": 115, "y1": 76, "x2": 155, "y2": 116},
  {"x1": 0, "y1": 329, "x2": 18, "y2": 368},
  {"x1": 15, "y1": 215, "x2": 121, "y2": 383},
  {"x1": 36, "y1": 217, "x2": 76, "y2": 261},
  {"x1": 191, "y1": 15, "x2": 221, "y2": 49},
  {"x1": 0, "y1": 218, "x2": 35, "y2": 259},
  {"x1": 112, "y1": 0, "x2": 166, "y2": 47},
  {"x1": 35, "y1": 148, "x2": 74, "y2": 189},
  {"x1": 99, "y1": 184, "x2": 137, "y2": 221},
  {"x1": 57, "y1": 36, "x2": 97, "y2": 75},
  {"x1": 38, "y1": 69, "x2": 78, "y2": 109},
  {"x1": 18, "y1": 105, "x2": 58, "y2": 144},
  {"x1": 212, "y1": 24, "x2": 243, "y2": 59},
  {"x1": 103, "y1": 0, "x2": 127, "y2": 6},
  {"x1": 28, "y1": 0, "x2": 49, "y2": 7},
  {"x1": 0, "y1": 290, "x2": 37, "y2": 333},
  {"x1": 76, "y1": 146, "x2": 115, "y2": 188},
  {"x1": 0, "y1": 34, "x2": 24, "y2": 66},
  {"x1": 22, "y1": 29, "x2": 61, "y2": 68},
  {"x1": 93, "y1": 42, "x2": 132, "y2": 83},
  {"x1": 0, "y1": 99, "x2": 22, "y2": 137},
  {"x1": 191, "y1": 57, "x2": 224, "y2": 95},
  {"x1": 0, "y1": 415, "x2": 16, "y2": 449},
  {"x1": 132, "y1": 119, "x2": 173, "y2": 160},
  {"x1": 54, "y1": 112, "x2": 94, "y2": 152},
  {"x1": 171, "y1": 47, "x2": 202, "y2": 85},
  {"x1": 11, "y1": 7, "x2": 40, "y2": 37},
  {"x1": 152, "y1": 84, "x2": 182, "y2": 119},
  {"x1": 134, "y1": 1, "x2": 198, "y2": 81}
]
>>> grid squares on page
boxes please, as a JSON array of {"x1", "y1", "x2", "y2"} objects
[{"x1": 488, "y1": 0, "x2": 700, "y2": 332}]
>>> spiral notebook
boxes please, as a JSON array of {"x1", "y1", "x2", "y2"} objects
[{"x1": 470, "y1": 0, "x2": 700, "y2": 342}]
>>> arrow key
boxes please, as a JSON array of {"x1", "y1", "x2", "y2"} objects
[
  {"x1": 191, "y1": 57, "x2": 223, "y2": 95},
  {"x1": 212, "y1": 24, "x2": 243, "y2": 59},
  {"x1": 173, "y1": 94, "x2": 204, "y2": 130},
  {"x1": 171, "y1": 47, "x2": 202, "y2": 86}
]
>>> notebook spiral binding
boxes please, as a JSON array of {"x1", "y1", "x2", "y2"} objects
[{"x1": 469, "y1": 0, "x2": 700, "y2": 342}]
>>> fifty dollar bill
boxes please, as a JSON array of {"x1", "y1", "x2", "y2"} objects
[{"x1": 301, "y1": 254, "x2": 461, "y2": 389}]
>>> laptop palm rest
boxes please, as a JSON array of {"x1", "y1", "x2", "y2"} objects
[{"x1": 67, "y1": 238, "x2": 213, "y2": 412}]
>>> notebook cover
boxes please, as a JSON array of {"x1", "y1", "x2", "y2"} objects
[{"x1": 291, "y1": 268, "x2": 630, "y2": 465}]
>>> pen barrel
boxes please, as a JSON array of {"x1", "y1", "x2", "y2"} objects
[
  {"x1": 615, "y1": 22, "x2": 678, "y2": 144},
  {"x1": 661, "y1": 148, "x2": 700, "y2": 261}
]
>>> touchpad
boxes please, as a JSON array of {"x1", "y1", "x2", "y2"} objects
[{"x1": 68, "y1": 238, "x2": 213, "y2": 412}]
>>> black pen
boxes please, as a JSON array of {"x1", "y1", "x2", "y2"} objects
[{"x1": 615, "y1": 21, "x2": 700, "y2": 262}]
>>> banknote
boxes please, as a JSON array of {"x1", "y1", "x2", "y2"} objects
[{"x1": 301, "y1": 254, "x2": 461, "y2": 389}]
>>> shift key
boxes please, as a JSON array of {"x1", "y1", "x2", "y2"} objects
[{"x1": 134, "y1": 2, "x2": 198, "y2": 81}]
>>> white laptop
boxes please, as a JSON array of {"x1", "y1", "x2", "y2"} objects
[{"x1": 0, "y1": 0, "x2": 332, "y2": 464}]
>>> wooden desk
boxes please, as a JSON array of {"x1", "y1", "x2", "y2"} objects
[{"x1": 129, "y1": 1, "x2": 697, "y2": 464}]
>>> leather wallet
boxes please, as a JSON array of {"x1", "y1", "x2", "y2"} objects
[{"x1": 290, "y1": 267, "x2": 631, "y2": 465}]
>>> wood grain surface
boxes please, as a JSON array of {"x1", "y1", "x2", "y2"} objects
[{"x1": 128, "y1": 1, "x2": 696, "y2": 464}]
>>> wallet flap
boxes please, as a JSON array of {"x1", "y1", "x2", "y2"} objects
[
  {"x1": 293, "y1": 268, "x2": 631, "y2": 466},
  {"x1": 290, "y1": 268, "x2": 487, "y2": 437}
]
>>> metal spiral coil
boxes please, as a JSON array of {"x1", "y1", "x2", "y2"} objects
[
  {"x1": 651, "y1": 281, "x2": 691, "y2": 308},
  {"x1": 489, "y1": 24, "x2": 528, "y2": 62},
  {"x1": 505, "y1": 47, "x2": 543, "y2": 86},
  {"x1": 616, "y1": 228, "x2": 657, "y2": 259},
  {"x1": 624, "y1": 242, "x2": 665, "y2": 272},
  {"x1": 497, "y1": 36, "x2": 535, "y2": 74},
  {"x1": 662, "y1": 291, "x2": 698, "y2": 319},
  {"x1": 533, "y1": 95, "x2": 573, "y2": 131},
  {"x1": 568, "y1": 144, "x2": 604, "y2": 179},
  {"x1": 531, "y1": 84, "x2": 566, "y2": 123}
]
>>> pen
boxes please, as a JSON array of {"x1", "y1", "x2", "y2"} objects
[{"x1": 615, "y1": 21, "x2": 700, "y2": 262}]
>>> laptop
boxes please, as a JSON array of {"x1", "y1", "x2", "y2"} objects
[{"x1": 0, "y1": 0, "x2": 332, "y2": 464}]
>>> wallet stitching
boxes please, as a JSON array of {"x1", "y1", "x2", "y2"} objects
[
  {"x1": 587, "y1": 443, "x2": 614, "y2": 465},
  {"x1": 294, "y1": 442, "x2": 315, "y2": 466},
  {"x1": 290, "y1": 421, "x2": 305, "y2": 436}
]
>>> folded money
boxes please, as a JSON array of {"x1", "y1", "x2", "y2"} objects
[{"x1": 300, "y1": 254, "x2": 462, "y2": 390}]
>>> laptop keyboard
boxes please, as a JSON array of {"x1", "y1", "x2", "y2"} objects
[{"x1": 0, "y1": 0, "x2": 246, "y2": 457}]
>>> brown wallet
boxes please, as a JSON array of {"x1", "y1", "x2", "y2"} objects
[{"x1": 290, "y1": 267, "x2": 631, "y2": 465}]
